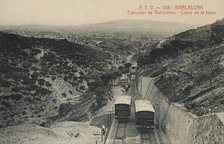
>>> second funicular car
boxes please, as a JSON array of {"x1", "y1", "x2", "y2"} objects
[
  {"x1": 135, "y1": 100, "x2": 155, "y2": 130},
  {"x1": 114, "y1": 95, "x2": 132, "y2": 122}
]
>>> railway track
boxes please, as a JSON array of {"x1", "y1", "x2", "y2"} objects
[
  {"x1": 140, "y1": 129, "x2": 157, "y2": 144},
  {"x1": 44, "y1": 96, "x2": 95, "y2": 127},
  {"x1": 140, "y1": 133, "x2": 151, "y2": 144},
  {"x1": 59, "y1": 96, "x2": 95, "y2": 121},
  {"x1": 113, "y1": 122, "x2": 126, "y2": 144}
]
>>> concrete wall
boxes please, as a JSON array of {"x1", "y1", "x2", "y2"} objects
[{"x1": 136, "y1": 75, "x2": 224, "y2": 144}]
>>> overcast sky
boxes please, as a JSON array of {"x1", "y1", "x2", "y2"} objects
[{"x1": 0, "y1": 0, "x2": 224, "y2": 26}]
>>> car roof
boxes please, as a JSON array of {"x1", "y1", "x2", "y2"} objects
[
  {"x1": 135, "y1": 100, "x2": 155, "y2": 112},
  {"x1": 115, "y1": 96, "x2": 132, "y2": 105}
]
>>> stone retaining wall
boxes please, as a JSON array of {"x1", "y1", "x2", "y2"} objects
[{"x1": 137, "y1": 75, "x2": 224, "y2": 144}]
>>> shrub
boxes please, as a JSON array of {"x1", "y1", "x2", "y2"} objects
[
  {"x1": 79, "y1": 86, "x2": 85, "y2": 90},
  {"x1": 62, "y1": 93, "x2": 67, "y2": 97},
  {"x1": 22, "y1": 61, "x2": 32, "y2": 68},
  {"x1": 35, "y1": 87, "x2": 52, "y2": 95},
  {"x1": 31, "y1": 72, "x2": 40, "y2": 79},
  {"x1": 25, "y1": 85, "x2": 40, "y2": 91},
  {"x1": 51, "y1": 76, "x2": 56, "y2": 81},
  {"x1": 38, "y1": 79, "x2": 45, "y2": 86},
  {"x1": 22, "y1": 111, "x2": 27, "y2": 115},
  {"x1": 1, "y1": 101, "x2": 12, "y2": 108},
  {"x1": 22, "y1": 78, "x2": 36, "y2": 85},
  {"x1": 73, "y1": 76, "x2": 78, "y2": 81},
  {"x1": 79, "y1": 71, "x2": 84, "y2": 75},
  {"x1": 69, "y1": 90, "x2": 73, "y2": 94},
  {"x1": 52, "y1": 99, "x2": 57, "y2": 103},
  {"x1": 64, "y1": 76, "x2": 68, "y2": 82},
  {"x1": 40, "y1": 68, "x2": 48, "y2": 76},
  {"x1": 9, "y1": 94, "x2": 23, "y2": 101},
  {"x1": 46, "y1": 81, "x2": 52, "y2": 87},
  {"x1": 58, "y1": 103, "x2": 73, "y2": 116}
]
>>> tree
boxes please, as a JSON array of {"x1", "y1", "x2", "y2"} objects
[
  {"x1": 100, "y1": 73, "x2": 113, "y2": 85},
  {"x1": 118, "y1": 66, "x2": 129, "y2": 74},
  {"x1": 95, "y1": 87, "x2": 106, "y2": 107},
  {"x1": 124, "y1": 63, "x2": 132, "y2": 69}
]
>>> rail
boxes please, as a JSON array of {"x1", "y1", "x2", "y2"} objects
[
  {"x1": 59, "y1": 96, "x2": 95, "y2": 121},
  {"x1": 104, "y1": 111, "x2": 114, "y2": 144},
  {"x1": 113, "y1": 122, "x2": 127, "y2": 144},
  {"x1": 140, "y1": 129, "x2": 157, "y2": 144}
]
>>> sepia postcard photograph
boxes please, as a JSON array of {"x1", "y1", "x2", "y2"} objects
[{"x1": 0, "y1": 0, "x2": 224, "y2": 143}]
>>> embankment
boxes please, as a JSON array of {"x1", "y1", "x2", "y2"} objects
[
  {"x1": 136, "y1": 75, "x2": 224, "y2": 144},
  {"x1": 90, "y1": 113, "x2": 114, "y2": 128}
]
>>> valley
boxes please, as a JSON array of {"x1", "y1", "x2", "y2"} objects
[{"x1": 0, "y1": 19, "x2": 224, "y2": 143}]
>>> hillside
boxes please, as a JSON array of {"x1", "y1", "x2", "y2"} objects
[
  {"x1": 0, "y1": 32, "x2": 111, "y2": 128},
  {"x1": 0, "y1": 122, "x2": 102, "y2": 144},
  {"x1": 138, "y1": 18, "x2": 224, "y2": 116}
]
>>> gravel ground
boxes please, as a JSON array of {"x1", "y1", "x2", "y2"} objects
[{"x1": 0, "y1": 121, "x2": 103, "y2": 144}]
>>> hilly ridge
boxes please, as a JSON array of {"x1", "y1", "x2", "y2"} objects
[
  {"x1": 76, "y1": 19, "x2": 193, "y2": 34},
  {"x1": 138, "y1": 18, "x2": 224, "y2": 116},
  {"x1": 0, "y1": 32, "x2": 111, "y2": 128},
  {"x1": 0, "y1": 19, "x2": 194, "y2": 36}
]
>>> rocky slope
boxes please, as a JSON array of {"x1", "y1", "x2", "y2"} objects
[
  {"x1": 138, "y1": 18, "x2": 224, "y2": 116},
  {"x1": 0, "y1": 32, "x2": 111, "y2": 128}
]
